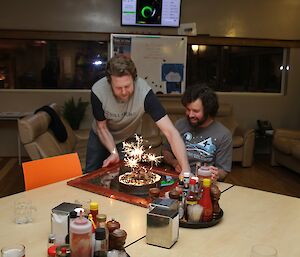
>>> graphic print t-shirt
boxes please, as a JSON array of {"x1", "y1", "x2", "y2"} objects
[{"x1": 165, "y1": 117, "x2": 232, "y2": 174}]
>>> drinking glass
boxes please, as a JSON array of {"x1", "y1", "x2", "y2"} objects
[
  {"x1": 250, "y1": 244, "x2": 278, "y2": 257},
  {"x1": 1, "y1": 244, "x2": 25, "y2": 257},
  {"x1": 14, "y1": 199, "x2": 36, "y2": 224}
]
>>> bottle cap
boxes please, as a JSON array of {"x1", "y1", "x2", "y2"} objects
[
  {"x1": 189, "y1": 178, "x2": 196, "y2": 185},
  {"x1": 203, "y1": 178, "x2": 211, "y2": 187},
  {"x1": 48, "y1": 233, "x2": 55, "y2": 243},
  {"x1": 90, "y1": 201, "x2": 99, "y2": 211},
  {"x1": 70, "y1": 210, "x2": 77, "y2": 219},
  {"x1": 74, "y1": 207, "x2": 85, "y2": 216},
  {"x1": 191, "y1": 176, "x2": 199, "y2": 183},
  {"x1": 96, "y1": 213, "x2": 107, "y2": 223},
  {"x1": 95, "y1": 227, "x2": 106, "y2": 240},
  {"x1": 183, "y1": 171, "x2": 190, "y2": 178},
  {"x1": 198, "y1": 166, "x2": 211, "y2": 177},
  {"x1": 48, "y1": 245, "x2": 57, "y2": 257}
]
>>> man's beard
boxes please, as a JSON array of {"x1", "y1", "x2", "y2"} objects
[{"x1": 187, "y1": 114, "x2": 208, "y2": 128}]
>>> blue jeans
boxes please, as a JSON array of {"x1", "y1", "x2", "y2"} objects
[{"x1": 85, "y1": 130, "x2": 123, "y2": 173}]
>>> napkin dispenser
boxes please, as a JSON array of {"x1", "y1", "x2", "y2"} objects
[
  {"x1": 146, "y1": 206, "x2": 179, "y2": 248},
  {"x1": 51, "y1": 202, "x2": 82, "y2": 244}
]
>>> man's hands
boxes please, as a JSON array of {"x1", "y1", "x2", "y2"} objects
[
  {"x1": 102, "y1": 152, "x2": 120, "y2": 167},
  {"x1": 171, "y1": 160, "x2": 182, "y2": 174},
  {"x1": 209, "y1": 166, "x2": 219, "y2": 182}
]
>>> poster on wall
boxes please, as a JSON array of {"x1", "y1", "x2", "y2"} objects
[{"x1": 111, "y1": 34, "x2": 187, "y2": 94}]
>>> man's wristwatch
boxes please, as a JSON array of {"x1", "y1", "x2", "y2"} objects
[{"x1": 111, "y1": 148, "x2": 117, "y2": 155}]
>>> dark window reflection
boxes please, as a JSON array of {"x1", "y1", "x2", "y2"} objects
[
  {"x1": 187, "y1": 44, "x2": 285, "y2": 93},
  {"x1": 0, "y1": 39, "x2": 108, "y2": 89}
]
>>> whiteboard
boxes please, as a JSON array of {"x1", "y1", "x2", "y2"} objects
[{"x1": 111, "y1": 34, "x2": 187, "y2": 94}]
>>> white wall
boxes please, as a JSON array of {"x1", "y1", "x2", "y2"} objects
[
  {"x1": 1, "y1": 0, "x2": 300, "y2": 156},
  {"x1": 1, "y1": 0, "x2": 300, "y2": 39}
]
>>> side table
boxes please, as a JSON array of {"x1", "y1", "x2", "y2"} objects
[{"x1": 255, "y1": 129, "x2": 274, "y2": 155}]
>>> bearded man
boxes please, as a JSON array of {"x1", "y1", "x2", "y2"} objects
[
  {"x1": 85, "y1": 55, "x2": 190, "y2": 174},
  {"x1": 162, "y1": 84, "x2": 232, "y2": 181}
]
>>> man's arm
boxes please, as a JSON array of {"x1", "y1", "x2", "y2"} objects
[
  {"x1": 156, "y1": 115, "x2": 190, "y2": 173},
  {"x1": 96, "y1": 120, "x2": 120, "y2": 167}
]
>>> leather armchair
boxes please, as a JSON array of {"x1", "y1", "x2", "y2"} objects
[
  {"x1": 18, "y1": 103, "x2": 88, "y2": 170},
  {"x1": 271, "y1": 128, "x2": 300, "y2": 174}
]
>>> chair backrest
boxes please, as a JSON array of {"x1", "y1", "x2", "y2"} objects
[
  {"x1": 22, "y1": 153, "x2": 82, "y2": 190},
  {"x1": 215, "y1": 103, "x2": 238, "y2": 135},
  {"x1": 18, "y1": 103, "x2": 77, "y2": 160}
]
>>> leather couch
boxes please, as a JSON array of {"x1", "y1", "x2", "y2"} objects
[
  {"x1": 271, "y1": 129, "x2": 300, "y2": 174},
  {"x1": 18, "y1": 103, "x2": 88, "y2": 170},
  {"x1": 142, "y1": 102, "x2": 255, "y2": 167}
]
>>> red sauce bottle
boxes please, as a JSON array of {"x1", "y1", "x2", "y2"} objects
[{"x1": 198, "y1": 178, "x2": 213, "y2": 222}]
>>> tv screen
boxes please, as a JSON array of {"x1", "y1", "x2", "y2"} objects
[{"x1": 121, "y1": 0, "x2": 181, "y2": 27}]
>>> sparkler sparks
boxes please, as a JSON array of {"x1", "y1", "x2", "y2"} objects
[{"x1": 122, "y1": 134, "x2": 163, "y2": 170}]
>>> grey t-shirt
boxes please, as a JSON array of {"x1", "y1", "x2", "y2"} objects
[
  {"x1": 91, "y1": 77, "x2": 166, "y2": 144},
  {"x1": 165, "y1": 117, "x2": 232, "y2": 174}
]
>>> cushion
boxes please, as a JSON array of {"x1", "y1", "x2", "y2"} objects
[
  {"x1": 291, "y1": 144, "x2": 300, "y2": 160},
  {"x1": 273, "y1": 137, "x2": 299, "y2": 155},
  {"x1": 18, "y1": 112, "x2": 51, "y2": 144},
  {"x1": 233, "y1": 136, "x2": 244, "y2": 148}
]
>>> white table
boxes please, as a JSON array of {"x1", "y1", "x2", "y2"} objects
[
  {"x1": 0, "y1": 179, "x2": 232, "y2": 256},
  {"x1": 126, "y1": 186, "x2": 300, "y2": 257}
]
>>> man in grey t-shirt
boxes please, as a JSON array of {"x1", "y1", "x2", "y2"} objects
[
  {"x1": 163, "y1": 84, "x2": 232, "y2": 181},
  {"x1": 85, "y1": 55, "x2": 190, "y2": 174}
]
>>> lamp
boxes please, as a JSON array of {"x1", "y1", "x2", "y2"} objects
[{"x1": 191, "y1": 45, "x2": 199, "y2": 54}]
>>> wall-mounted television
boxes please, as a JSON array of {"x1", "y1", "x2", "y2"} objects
[{"x1": 121, "y1": 0, "x2": 182, "y2": 27}]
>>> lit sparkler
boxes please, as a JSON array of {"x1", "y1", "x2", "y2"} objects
[{"x1": 122, "y1": 134, "x2": 163, "y2": 170}]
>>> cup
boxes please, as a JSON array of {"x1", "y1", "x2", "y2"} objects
[
  {"x1": 14, "y1": 199, "x2": 36, "y2": 224},
  {"x1": 250, "y1": 244, "x2": 278, "y2": 257},
  {"x1": 1, "y1": 244, "x2": 25, "y2": 257}
]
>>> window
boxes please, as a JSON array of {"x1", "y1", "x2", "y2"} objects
[
  {"x1": 0, "y1": 34, "x2": 290, "y2": 93},
  {"x1": 0, "y1": 39, "x2": 108, "y2": 89},
  {"x1": 187, "y1": 44, "x2": 288, "y2": 93}
]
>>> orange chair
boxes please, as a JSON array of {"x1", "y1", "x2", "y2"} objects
[{"x1": 22, "y1": 153, "x2": 83, "y2": 190}]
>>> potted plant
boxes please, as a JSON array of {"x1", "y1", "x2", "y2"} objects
[{"x1": 62, "y1": 97, "x2": 89, "y2": 130}]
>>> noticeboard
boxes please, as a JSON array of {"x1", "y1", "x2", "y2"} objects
[{"x1": 111, "y1": 34, "x2": 187, "y2": 94}]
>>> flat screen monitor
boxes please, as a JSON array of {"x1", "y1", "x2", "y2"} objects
[{"x1": 121, "y1": 0, "x2": 181, "y2": 27}]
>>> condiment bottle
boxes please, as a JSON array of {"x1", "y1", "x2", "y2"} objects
[
  {"x1": 56, "y1": 245, "x2": 71, "y2": 257},
  {"x1": 197, "y1": 164, "x2": 211, "y2": 196},
  {"x1": 182, "y1": 171, "x2": 190, "y2": 198},
  {"x1": 94, "y1": 227, "x2": 108, "y2": 257},
  {"x1": 178, "y1": 195, "x2": 185, "y2": 220},
  {"x1": 198, "y1": 164, "x2": 211, "y2": 181},
  {"x1": 70, "y1": 212, "x2": 92, "y2": 257},
  {"x1": 106, "y1": 219, "x2": 120, "y2": 233},
  {"x1": 185, "y1": 195, "x2": 197, "y2": 221},
  {"x1": 96, "y1": 214, "x2": 109, "y2": 250},
  {"x1": 211, "y1": 183, "x2": 221, "y2": 218},
  {"x1": 47, "y1": 233, "x2": 56, "y2": 257},
  {"x1": 169, "y1": 188, "x2": 180, "y2": 200},
  {"x1": 198, "y1": 178, "x2": 213, "y2": 222},
  {"x1": 109, "y1": 228, "x2": 127, "y2": 251},
  {"x1": 90, "y1": 202, "x2": 99, "y2": 222}
]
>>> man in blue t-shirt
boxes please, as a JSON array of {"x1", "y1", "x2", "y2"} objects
[
  {"x1": 163, "y1": 84, "x2": 232, "y2": 181},
  {"x1": 86, "y1": 55, "x2": 190, "y2": 174}
]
